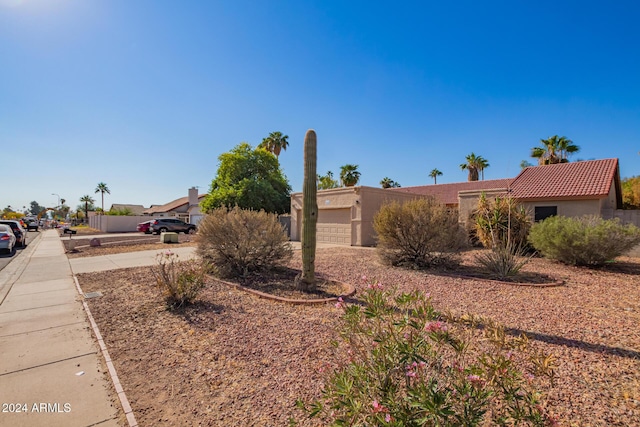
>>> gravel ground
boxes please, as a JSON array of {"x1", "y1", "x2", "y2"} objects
[{"x1": 75, "y1": 247, "x2": 640, "y2": 427}]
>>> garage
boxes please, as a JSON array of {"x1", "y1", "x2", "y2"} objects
[{"x1": 316, "y1": 208, "x2": 351, "y2": 245}]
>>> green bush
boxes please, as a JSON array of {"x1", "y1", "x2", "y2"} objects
[
  {"x1": 297, "y1": 283, "x2": 557, "y2": 426},
  {"x1": 528, "y1": 215, "x2": 640, "y2": 266},
  {"x1": 150, "y1": 251, "x2": 208, "y2": 308},
  {"x1": 196, "y1": 206, "x2": 292, "y2": 278},
  {"x1": 373, "y1": 198, "x2": 467, "y2": 268}
]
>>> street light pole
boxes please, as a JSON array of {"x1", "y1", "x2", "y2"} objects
[{"x1": 51, "y1": 193, "x2": 60, "y2": 208}]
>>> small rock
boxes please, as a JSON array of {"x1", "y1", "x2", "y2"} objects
[{"x1": 90, "y1": 238, "x2": 101, "y2": 247}]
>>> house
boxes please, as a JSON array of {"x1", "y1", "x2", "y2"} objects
[
  {"x1": 457, "y1": 158, "x2": 623, "y2": 225},
  {"x1": 291, "y1": 158, "x2": 634, "y2": 247},
  {"x1": 290, "y1": 186, "x2": 426, "y2": 246},
  {"x1": 144, "y1": 187, "x2": 207, "y2": 224}
]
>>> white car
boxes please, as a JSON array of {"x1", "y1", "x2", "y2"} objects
[{"x1": 0, "y1": 224, "x2": 16, "y2": 254}]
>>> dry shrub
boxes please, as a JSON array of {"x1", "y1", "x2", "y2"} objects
[
  {"x1": 529, "y1": 215, "x2": 640, "y2": 266},
  {"x1": 151, "y1": 251, "x2": 208, "y2": 308},
  {"x1": 196, "y1": 206, "x2": 292, "y2": 278},
  {"x1": 373, "y1": 198, "x2": 466, "y2": 268}
]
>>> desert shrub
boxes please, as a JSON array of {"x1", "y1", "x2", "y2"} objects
[
  {"x1": 473, "y1": 193, "x2": 531, "y2": 249},
  {"x1": 373, "y1": 198, "x2": 467, "y2": 268},
  {"x1": 196, "y1": 206, "x2": 292, "y2": 278},
  {"x1": 151, "y1": 251, "x2": 208, "y2": 308},
  {"x1": 473, "y1": 195, "x2": 533, "y2": 277},
  {"x1": 475, "y1": 243, "x2": 531, "y2": 279},
  {"x1": 297, "y1": 282, "x2": 557, "y2": 426},
  {"x1": 528, "y1": 215, "x2": 640, "y2": 266}
]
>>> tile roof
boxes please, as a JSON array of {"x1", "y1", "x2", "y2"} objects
[
  {"x1": 144, "y1": 194, "x2": 207, "y2": 215},
  {"x1": 390, "y1": 179, "x2": 513, "y2": 205},
  {"x1": 509, "y1": 158, "x2": 619, "y2": 199}
]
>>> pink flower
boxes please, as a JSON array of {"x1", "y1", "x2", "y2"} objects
[
  {"x1": 335, "y1": 297, "x2": 345, "y2": 309},
  {"x1": 425, "y1": 321, "x2": 448, "y2": 332},
  {"x1": 385, "y1": 413, "x2": 391, "y2": 423},
  {"x1": 372, "y1": 400, "x2": 389, "y2": 414},
  {"x1": 361, "y1": 275, "x2": 368, "y2": 282}
]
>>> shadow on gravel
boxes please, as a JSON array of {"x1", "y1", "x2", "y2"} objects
[{"x1": 506, "y1": 327, "x2": 640, "y2": 360}]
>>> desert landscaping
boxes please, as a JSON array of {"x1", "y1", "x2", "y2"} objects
[{"x1": 74, "y1": 239, "x2": 640, "y2": 427}]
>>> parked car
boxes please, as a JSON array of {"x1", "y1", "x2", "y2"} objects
[
  {"x1": 0, "y1": 220, "x2": 27, "y2": 247},
  {"x1": 0, "y1": 224, "x2": 16, "y2": 254},
  {"x1": 149, "y1": 218, "x2": 196, "y2": 234},
  {"x1": 136, "y1": 220, "x2": 153, "y2": 234}
]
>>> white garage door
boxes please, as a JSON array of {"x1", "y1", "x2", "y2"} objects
[{"x1": 317, "y1": 209, "x2": 351, "y2": 245}]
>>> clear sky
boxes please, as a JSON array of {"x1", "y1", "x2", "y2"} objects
[{"x1": 1, "y1": 0, "x2": 639, "y2": 213}]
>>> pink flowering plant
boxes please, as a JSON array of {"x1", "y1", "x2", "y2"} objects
[
  {"x1": 296, "y1": 280, "x2": 557, "y2": 426},
  {"x1": 151, "y1": 251, "x2": 208, "y2": 308}
]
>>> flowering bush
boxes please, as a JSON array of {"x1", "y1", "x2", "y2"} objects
[
  {"x1": 297, "y1": 280, "x2": 557, "y2": 426},
  {"x1": 150, "y1": 251, "x2": 208, "y2": 308}
]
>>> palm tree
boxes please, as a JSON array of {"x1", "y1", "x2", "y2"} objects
[
  {"x1": 477, "y1": 156, "x2": 489, "y2": 180},
  {"x1": 80, "y1": 195, "x2": 95, "y2": 224},
  {"x1": 531, "y1": 135, "x2": 579, "y2": 165},
  {"x1": 380, "y1": 177, "x2": 401, "y2": 188},
  {"x1": 340, "y1": 164, "x2": 361, "y2": 187},
  {"x1": 460, "y1": 153, "x2": 487, "y2": 182},
  {"x1": 258, "y1": 131, "x2": 289, "y2": 158},
  {"x1": 317, "y1": 171, "x2": 339, "y2": 190},
  {"x1": 94, "y1": 182, "x2": 110, "y2": 213},
  {"x1": 429, "y1": 168, "x2": 443, "y2": 184}
]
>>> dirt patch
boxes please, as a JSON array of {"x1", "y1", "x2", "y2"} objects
[{"x1": 75, "y1": 248, "x2": 640, "y2": 426}]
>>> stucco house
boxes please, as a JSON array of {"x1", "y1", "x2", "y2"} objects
[
  {"x1": 291, "y1": 158, "x2": 634, "y2": 247},
  {"x1": 144, "y1": 187, "x2": 207, "y2": 224}
]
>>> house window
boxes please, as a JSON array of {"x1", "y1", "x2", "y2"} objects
[{"x1": 534, "y1": 206, "x2": 557, "y2": 222}]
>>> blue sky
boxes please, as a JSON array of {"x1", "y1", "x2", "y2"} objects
[{"x1": 1, "y1": 0, "x2": 639, "y2": 213}]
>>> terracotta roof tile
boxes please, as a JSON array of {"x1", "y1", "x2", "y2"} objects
[
  {"x1": 391, "y1": 159, "x2": 619, "y2": 204},
  {"x1": 509, "y1": 159, "x2": 618, "y2": 199},
  {"x1": 390, "y1": 179, "x2": 512, "y2": 205}
]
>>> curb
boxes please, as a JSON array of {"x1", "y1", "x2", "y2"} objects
[
  {"x1": 213, "y1": 276, "x2": 357, "y2": 305},
  {"x1": 73, "y1": 276, "x2": 139, "y2": 427}
]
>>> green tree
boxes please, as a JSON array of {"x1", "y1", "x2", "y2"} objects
[
  {"x1": 317, "y1": 171, "x2": 339, "y2": 190},
  {"x1": 531, "y1": 135, "x2": 579, "y2": 165},
  {"x1": 520, "y1": 160, "x2": 533, "y2": 170},
  {"x1": 29, "y1": 201, "x2": 46, "y2": 216},
  {"x1": 460, "y1": 153, "x2": 487, "y2": 182},
  {"x1": 340, "y1": 164, "x2": 361, "y2": 187},
  {"x1": 622, "y1": 176, "x2": 640, "y2": 209},
  {"x1": 380, "y1": 177, "x2": 401, "y2": 188},
  {"x1": 258, "y1": 131, "x2": 289, "y2": 159},
  {"x1": 201, "y1": 143, "x2": 291, "y2": 214},
  {"x1": 80, "y1": 195, "x2": 95, "y2": 223},
  {"x1": 94, "y1": 182, "x2": 110, "y2": 213},
  {"x1": 428, "y1": 168, "x2": 442, "y2": 184}
]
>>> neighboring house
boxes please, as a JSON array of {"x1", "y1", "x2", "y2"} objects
[
  {"x1": 290, "y1": 186, "x2": 425, "y2": 246},
  {"x1": 144, "y1": 188, "x2": 207, "y2": 224},
  {"x1": 108, "y1": 204, "x2": 147, "y2": 215},
  {"x1": 291, "y1": 158, "x2": 634, "y2": 247}
]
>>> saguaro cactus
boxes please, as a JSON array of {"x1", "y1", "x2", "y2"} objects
[{"x1": 300, "y1": 129, "x2": 318, "y2": 291}]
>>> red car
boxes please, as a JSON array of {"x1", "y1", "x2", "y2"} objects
[{"x1": 136, "y1": 221, "x2": 153, "y2": 234}]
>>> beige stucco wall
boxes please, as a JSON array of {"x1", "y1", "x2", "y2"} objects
[{"x1": 290, "y1": 186, "x2": 428, "y2": 246}]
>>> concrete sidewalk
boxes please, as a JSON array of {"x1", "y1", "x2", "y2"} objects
[{"x1": 0, "y1": 230, "x2": 123, "y2": 427}]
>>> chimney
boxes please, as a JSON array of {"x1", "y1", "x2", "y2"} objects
[{"x1": 188, "y1": 187, "x2": 198, "y2": 206}]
